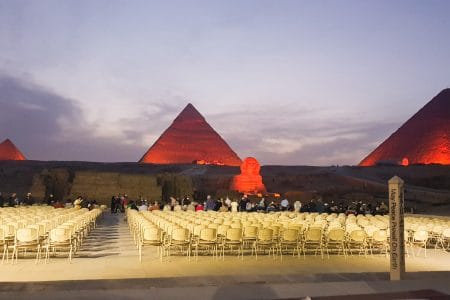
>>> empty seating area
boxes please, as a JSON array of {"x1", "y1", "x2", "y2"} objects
[
  {"x1": 0, "y1": 206, "x2": 102, "y2": 263},
  {"x1": 128, "y1": 210, "x2": 450, "y2": 262},
  {"x1": 405, "y1": 215, "x2": 450, "y2": 256}
]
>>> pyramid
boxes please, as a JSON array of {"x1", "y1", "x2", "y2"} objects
[
  {"x1": 359, "y1": 89, "x2": 450, "y2": 166},
  {"x1": 0, "y1": 139, "x2": 26, "y2": 160},
  {"x1": 139, "y1": 103, "x2": 242, "y2": 166}
]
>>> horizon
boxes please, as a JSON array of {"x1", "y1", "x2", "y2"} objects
[{"x1": 1, "y1": 1, "x2": 450, "y2": 165}]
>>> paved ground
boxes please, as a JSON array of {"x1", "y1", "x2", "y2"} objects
[{"x1": 1, "y1": 212, "x2": 449, "y2": 299}]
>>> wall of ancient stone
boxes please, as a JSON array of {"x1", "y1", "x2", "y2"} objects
[{"x1": 70, "y1": 171, "x2": 161, "y2": 203}]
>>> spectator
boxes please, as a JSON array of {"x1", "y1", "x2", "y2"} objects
[
  {"x1": 65, "y1": 199, "x2": 73, "y2": 208},
  {"x1": 379, "y1": 202, "x2": 388, "y2": 215},
  {"x1": 214, "y1": 198, "x2": 222, "y2": 211},
  {"x1": 46, "y1": 194, "x2": 55, "y2": 206},
  {"x1": 127, "y1": 200, "x2": 138, "y2": 211},
  {"x1": 280, "y1": 198, "x2": 290, "y2": 211},
  {"x1": 239, "y1": 196, "x2": 248, "y2": 212},
  {"x1": 293, "y1": 200, "x2": 302, "y2": 212},
  {"x1": 267, "y1": 201, "x2": 278, "y2": 212},
  {"x1": 316, "y1": 198, "x2": 325, "y2": 213},
  {"x1": 257, "y1": 198, "x2": 266, "y2": 212},
  {"x1": 73, "y1": 196, "x2": 83, "y2": 209},
  {"x1": 53, "y1": 200, "x2": 64, "y2": 208},
  {"x1": 219, "y1": 200, "x2": 228, "y2": 212},
  {"x1": 149, "y1": 201, "x2": 160, "y2": 211},
  {"x1": 205, "y1": 195, "x2": 215, "y2": 211},
  {"x1": 0, "y1": 192, "x2": 4, "y2": 207},
  {"x1": 230, "y1": 199, "x2": 238, "y2": 212},
  {"x1": 115, "y1": 196, "x2": 123, "y2": 213},
  {"x1": 181, "y1": 196, "x2": 190, "y2": 210},
  {"x1": 110, "y1": 196, "x2": 117, "y2": 213},
  {"x1": 224, "y1": 197, "x2": 232, "y2": 210},
  {"x1": 138, "y1": 200, "x2": 148, "y2": 211},
  {"x1": 9, "y1": 193, "x2": 19, "y2": 207},
  {"x1": 195, "y1": 202, "x2": 204, "y2": 211},
  {"x1": 170, "y1": 197, "x2": 177, "y2": 210},
  {"x1": 245, "y1": 200, "x2": 253, "y2": 212}
]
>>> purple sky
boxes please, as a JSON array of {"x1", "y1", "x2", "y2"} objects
[{"x1": 1, "y1": 0, "x2": 450, "y2": 165}]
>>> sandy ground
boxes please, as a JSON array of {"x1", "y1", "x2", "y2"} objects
[{"x1": 0, "y1": 213, "x2": 449, "y2": 299}]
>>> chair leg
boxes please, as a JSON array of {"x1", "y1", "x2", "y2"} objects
[
  {"x1": 1, "y1": 246, "x2": 6, "y2": 264},
  {"x1": 35, "y1": 245, "x2": 40, "y2": 264},
  {"x1": 12, "y1": 247, "x2": 17, "y2": 264},
  {"x1": 45, "y1": 246, "x2": 50, "y2": 263},
  {"x1": 138, "y1": 244, "x2": 142, "y2": 262}
]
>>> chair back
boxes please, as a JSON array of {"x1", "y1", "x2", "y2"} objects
[
  {"x1": 257, "y1": 228, "x2": 273, "y2": 241},
  {"x1": 243, "y1": 226, "x2": 258, "y2": 238},
  {"x1": 372, "y1": 230, "x2": 387, "y2": 242},
  {"x1": 305, "y1": 228, "x2": 322, "y2": 241},
  {"x1": 281, "y1": 228, "x2": 299, "y2": 242},
  {"x1": 172, "y1": 228, "x2": 189, "y2": 242},
  {"x1": 226, "y1": 228, "x2": 242, "y2": 241},
  {"x1": 328, "y1": 228, "x2": 345, "y2": 241},
  {"x1": 217, "y1": 225, "x2": 230, "y2": 236},
  {"x1": 143, "y1": 227, "x2": 161, "y2": 241},
  {"x1": 199, "y1": 228, "x2": 217, "y2": 241},
  {"x1": 50, "y1": 228, "x2": 71, "y2": 242},
  {"x1": 443, "y1": 228, "x2": 450, "y2": 238},
  {"x1": 413, "y1": 230, "x2": 428, "y2": 242},
  {"x1": 16, "y1": 228, "x2": 38, "y2": 243},
  {"x1": 349, "y1": 230, "x2": 366, "y2": 242}
]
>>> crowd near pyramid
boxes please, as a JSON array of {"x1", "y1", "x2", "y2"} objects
[
  {"x1": 0, "y1": 139, "x2": 26, "y2": 161},
  {"x1": 139, "y1": 103, "x2": 242, "y2": 166},
  {"x1": 360, "y1": 89, "x2": 450, "y2": 166}
]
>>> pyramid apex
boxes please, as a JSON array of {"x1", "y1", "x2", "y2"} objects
[
  {"x1": 1, "y1": 138, "x2": 14, "y2": 146},
  {"x1": 174, "y1": 103, "x2": 205, "y2": 122},
  {"x1": 359, "y1": 89, "x2": 450, "y2": 166},
  {"x1": 0, "y1": 138, "x2": 27, "y2": 160},
  {"x1": 433, "y1": 88, "x2": 450, "y2": 97},
  {"x1": 139, "y1": 102, "x2": 242, "y2": 166}
]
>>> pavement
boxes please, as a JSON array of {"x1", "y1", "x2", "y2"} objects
[{"x1": 0, "y1": 212, "x2": 449, "y2": 300}]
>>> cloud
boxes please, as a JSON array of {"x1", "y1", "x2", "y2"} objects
[
  {"x1": 0, "y1": 73, "x2": 142, "y2": 161},
  {"x1": 0, "y1": 73, "x2": 400, "y2": 165},
  {"x1": 208, "y1": 107, "x2": 400, "y2": 166}
]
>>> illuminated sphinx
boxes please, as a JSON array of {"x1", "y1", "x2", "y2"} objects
[{"x1": 230, "y1": 157, "x2": 266, "y2": 194}]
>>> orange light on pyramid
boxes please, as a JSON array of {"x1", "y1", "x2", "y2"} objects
[
  {"x1": 139, "y1": 103, "x2": 242, "y2": 166},
  {"x1": 359, "y1": 89, "x2": 450, "y2": 166},
  {"x1": 0, "y1": 139, "x2": 26, "y2": 160},
  {"x1": 401, "y1": 157, "x2": 409, "y2": 166}
]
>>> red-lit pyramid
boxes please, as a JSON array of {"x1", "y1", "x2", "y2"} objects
[
  {"x1": 139, "y1": 103, "x2": 242, "y2": 166},
  {"x1": 360, "y1": 89, "x2": 450, "y2": 166},
  {"x1": 0, "y1": 139, "x2": 26, "y2": 160}
]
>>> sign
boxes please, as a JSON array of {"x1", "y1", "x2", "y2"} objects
[{"x1": 388, "y1": 176, "x2": 405, "y2": 280}]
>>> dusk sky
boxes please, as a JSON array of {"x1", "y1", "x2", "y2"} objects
[{"x1": 1, "y1": 0, "x2": 450, "y2": 165}]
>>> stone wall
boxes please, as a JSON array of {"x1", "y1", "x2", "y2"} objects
[{"x1": 70, "y1": 171, "x2": 161, "y2": 203}]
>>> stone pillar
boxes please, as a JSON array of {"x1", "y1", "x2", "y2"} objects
[{"x1": 388, "y1": 176, "x2": 406, "y2": 280}]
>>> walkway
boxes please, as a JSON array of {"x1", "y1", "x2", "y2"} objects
[{"x1": 0, "y1": 212, "x2": 449, "y2": 299}]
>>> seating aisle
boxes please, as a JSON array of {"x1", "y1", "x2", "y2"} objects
[{"x1": 77, "y1": 213, "x2": 136, "y2": 258}]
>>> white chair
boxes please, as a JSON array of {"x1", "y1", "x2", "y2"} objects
[
  {"x1": 44, "y1": 228, "x2": 73, "y2": 263},
  {"x1": 139, "y1": 226, "x2": 163, "y2": 262},
  {"x1": 12, "y1": 228, "x2": 41, "y2": 264}
]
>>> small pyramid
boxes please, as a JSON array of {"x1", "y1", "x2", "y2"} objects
[
  {"x1": 139, "y1": 103, "x2": 242, "y2": 166},
  {"x1": 0, "y1": 139, "x2": 27, "y2": 160},
  {"x1": 359, "y1": 89, "x2": 450, "y2": 166}
]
